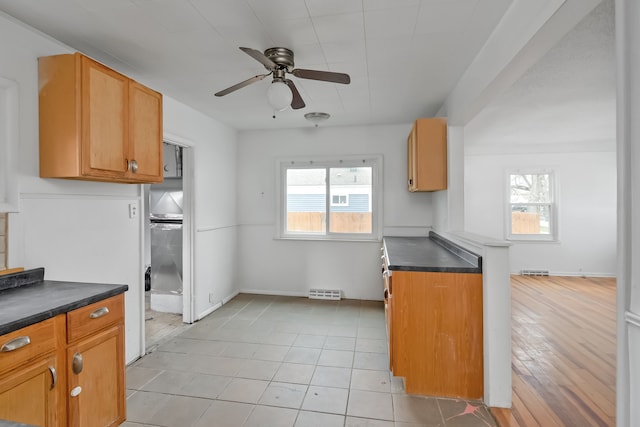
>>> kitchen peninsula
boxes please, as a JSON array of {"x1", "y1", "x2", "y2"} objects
[
  {"x1": 0, "y1": 268, "x2": 128, "y2": 427},
  {"x1": 382, "y1": 232, "x2": 483, "y2": 399}
]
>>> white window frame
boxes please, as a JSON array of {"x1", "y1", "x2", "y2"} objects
[
  {"x1": 506, "y1": 169, "x2": 558, "y2": 242},
  {"x1": 276, "y1": 155, "x2": 383, "y2": 241}
]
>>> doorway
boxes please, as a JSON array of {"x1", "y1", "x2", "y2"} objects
[{"x1": 142, "y1": 139, "x2": 194, "y2": 352}]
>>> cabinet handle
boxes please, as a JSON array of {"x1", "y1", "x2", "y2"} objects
[
  {"x1": 125, "y1": 159, "x2": 139, "y2": 173},
  {"x1": 70, "y1": 386, "x2": 82, "y2": 397},
  {"x1": 384, "y1": 289, "x2": 389, "y2": 300},
  {"x1": 408, "y1": 179, "x2": 413, "y2": 186},
  {"x1": 1, "y1": 335, "x2": 31, "y2": 352},
  {"x1": 49, "y1": 366, "x2": 57, "y2": 390},
  {"x1": 72, "y1": 352, "x2": 83, "y2": 375},
  {"x1": 128, "y1": 159, "x2": 139, "y2": 173},
  {"x1": 89, "y1": 306, "x2": 110, "y2": 319}
]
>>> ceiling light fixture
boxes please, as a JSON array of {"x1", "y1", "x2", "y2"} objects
[
  {"x1": 267, "y1": 80, "x2": 292, "y2": 112},
  {"x1": 304, "y1": 112, "x2": 330, "y2": 127}
]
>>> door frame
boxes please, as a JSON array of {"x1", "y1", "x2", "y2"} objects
[
  {"x1": 138, "y1": 133, "x2": 195, "y2": 356},
  {"x1": 163, "y1": 134, "x2": 195, "y2": 324}
]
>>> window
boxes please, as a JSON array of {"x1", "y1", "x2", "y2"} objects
[
  {"x1": 507, "y1": 171, "x2": 556, "y2": 241},
  {"x1": 278, "y1": 156, "x2": 382, "y2": 240}
]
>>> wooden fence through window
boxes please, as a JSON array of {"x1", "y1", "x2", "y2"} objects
[{"x1": 287, "y1": 212, "x2": 372, "y2": 233}]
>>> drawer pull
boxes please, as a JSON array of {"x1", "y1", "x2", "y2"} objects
[
  {"x1": 1, "y1": 335, "x2": 31, "y2": 352},
  {"x1": 89, "y1": 306, "x2": 110, "y2": 319},
  {"x1": 72, "y1": 352, "x2": 83, "y2": 374},
  {"x1": 70, "y1": 386, "x2": 82, "y2": 397},
  {"x1": 49, "y1": 366, "x2": 57, "y2": 390}
]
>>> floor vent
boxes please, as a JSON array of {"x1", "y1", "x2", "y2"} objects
[
  {"x1": 308, "y1": 289, "x2": 342, "y2": 300},
  {"x1": 521, "y1": 269, "x2": 550, "y2": 277}
]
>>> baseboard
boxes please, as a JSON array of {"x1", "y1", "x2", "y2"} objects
[
  {"x1": 239, "y1": 288, "x2": 308, "y2": 298},
  {"x1": 222, "y1": 290, "x2": 240, "y2": 305},
  {"x1": 196, "y1": 301, "x2": 222, "y2": 321}
]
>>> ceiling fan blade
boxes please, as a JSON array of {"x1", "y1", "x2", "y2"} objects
[
  {"x1": 214, "y1": 74, "x2": 269, "y2": 97},
  {"x1": 239, "y1": 47, "x2": 277, "y2": 70},
  {"x1": 285, "y1": 79, "x2": 305, "y2": 110},
  {"x1": 291, "y1": 68, "x2": 351, "y2": 84}
]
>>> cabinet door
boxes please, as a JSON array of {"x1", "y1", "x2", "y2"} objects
[
  {"x1": 68, "y1": 324, "x2": 125, "y2": 427},
  {"x1": 128, "y1": 81, "x2": 163, "y2": 183},
  {"x1": 81, "y1": 56, "x2": 129, "y2": 179},
  {"x1": 0, "y1": 355, "x2": 59, "y2": 426},
  {"x1": 407, "y1": 118, "x2": 447, "y2": 192},
  {"x1": 407, "y1": 125, "x2": 417, "y2": 191},
  {"x1": 392, "y1": 271, "x2": 483, "y2": 399}
]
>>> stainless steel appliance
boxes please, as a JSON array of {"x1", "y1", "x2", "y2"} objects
[{"x1": 149, "y1": 177, "x2": 183, "y2": 313}]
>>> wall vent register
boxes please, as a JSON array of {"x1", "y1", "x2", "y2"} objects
[
  {"x1": 521, "y1": 269, "x2": 550, "y2": 276},
  {"x1": 308, "y1": 289, "x2": 341, "y2": 300}
]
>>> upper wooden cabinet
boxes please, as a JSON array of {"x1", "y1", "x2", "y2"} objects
[
  {"x1": 38, "y1": 53, "x2": 163, "y2": 183},
  {"x1": 407, "y1": 118, "x2": 447, "y2": 192}
]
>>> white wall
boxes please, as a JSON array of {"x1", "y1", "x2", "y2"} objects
[
  {"x1": 163, "y1": 98, "x2": 238, "y2": 319},
  {"x1": 236, "y1": 124, "x2": 434, "y2": 300},
  {"x1": 464, "y1": 149, "x2": 616, "y2": 276},
  {"x1": 1, "y1": 12, "x2": 238, "y2": 363}
]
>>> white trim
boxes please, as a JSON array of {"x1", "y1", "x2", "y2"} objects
[
  {"x1": 137, "y1": 184, "x2": 147, "y2": 359},
  {"x1": 240, "y1": 288, "x2": 308, "y2": 298},
  {"x1": 197, "y1": 302, "x2": 222, "y2": 321},
  {"x1": 276, "y1": 155, "x2": 384, "y2": 241},
  {"x1": 0, "y1": 77, "x2": 19, "y2": 213},
  {"x1": 505, "y1": 169, "x2": 558, "y2": 241},
  {"x1": 222, "y1": 291, "x2": 240, "y2": 305},
  {"x1": 197, "y1": 225, "x2": 235, "y2": 232},
  {"x1": 626, "y1": 311, "x2": 640, "y2": 329},
  {"x1": 164, "y1": 136, "x2": 195, "y2": 325}
]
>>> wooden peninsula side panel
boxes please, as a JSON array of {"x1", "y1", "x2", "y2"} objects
[{"x1": 391, "y1": 271, "x2": 483, "y2": 399}]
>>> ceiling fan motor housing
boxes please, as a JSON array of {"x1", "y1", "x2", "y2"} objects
[{"x1": 264, "y1": 47, "x2": 295, "y2": 72}]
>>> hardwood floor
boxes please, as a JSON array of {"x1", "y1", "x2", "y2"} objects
[{"x1": 490, "y1": 275, "x2": 616, "y2": 427}]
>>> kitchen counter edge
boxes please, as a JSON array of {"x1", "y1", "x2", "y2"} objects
[
  {"x1": 0, "y1": 277, "x2": 128, "y2": 336},
  {"x1": 383, "y1": 232, "x2": 482, "y2": 273}
]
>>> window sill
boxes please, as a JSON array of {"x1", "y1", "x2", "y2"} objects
[
  {"x1": 276, "y1": 235, "x2": 382, "y2": 243},
  {"x1": 506, "y1": 237, "x2": 560, "y2": 244}
]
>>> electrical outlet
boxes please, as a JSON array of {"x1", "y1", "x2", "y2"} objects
[{"x1": 128, "y1": 203, "x2": 138, "y2": 219}]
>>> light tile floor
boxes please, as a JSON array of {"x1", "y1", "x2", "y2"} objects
[{"x1": 125, "y1": 294, "x2": 497, "y2": 427}]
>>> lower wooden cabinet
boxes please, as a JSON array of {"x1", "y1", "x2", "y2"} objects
[
  {"x1": 0, "y1": 355, "x2": 59, "y2": 426},
  {"x1": 390, "y1": 271, "x2": 483, "y2": 399},
  {"x1": 0, "y1": 293, "x2": 125, "y2": 426},
  {"x1": 67, "y1": 325, "x2": 125, "y2": 427}
]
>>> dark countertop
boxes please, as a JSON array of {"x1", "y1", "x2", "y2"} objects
[
  {"x1": 383, "y1": 232, "x2": 482, "y2": 273},
  {"x1": 0, "y1": 268, "x2": 128, "y2": 336}
]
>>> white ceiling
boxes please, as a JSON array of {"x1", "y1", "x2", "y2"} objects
[
  {"x1": 0, "y1": 0, "x2": 513, "y2": 130},
  {"x1": 0, "y1": 0, "x2": 614, "y2": 149},
  {"x1": 465, "y1": 0, "x2": 615, "y2": 153}
]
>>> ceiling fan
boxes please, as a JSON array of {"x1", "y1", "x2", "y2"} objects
[{"x1": 214, "y1": 47, "x2": 351, "y2": 111}]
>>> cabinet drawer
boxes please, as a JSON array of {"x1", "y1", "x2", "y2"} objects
[
  {"x1": 0, "y1": 317, "x2": 57, "y2": 374},
  {"x1": 67, "y1": 294, "x2": 124, "y2": 343}
]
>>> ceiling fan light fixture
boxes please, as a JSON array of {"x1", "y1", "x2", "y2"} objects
[
  {"x1": 267, "y1": 80, "x2": 293, "y2": 111},
  {"x1": 304, "y1": 112, "x2": 330, "y2": 127}
]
